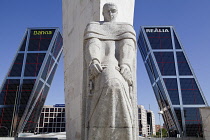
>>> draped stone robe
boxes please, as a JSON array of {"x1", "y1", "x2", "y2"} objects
[{"x1": 83, "y1": 21, "x2": 137, "y2": 140}]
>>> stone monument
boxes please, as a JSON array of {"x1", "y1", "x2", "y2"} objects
[
  {"x1": 62, "y1": 0, "x2": 135, "y2": 139},
  {"x1": 200, "y1": 107, "x2": 210, "y2": 140},
  {"x1": 83, "y1": 3, "x2": 137, "y2": 140}
]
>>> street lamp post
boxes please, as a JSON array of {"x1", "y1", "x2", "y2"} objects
[{"x1": 158, "y1": 110, "x2": 163, "y2": 139}]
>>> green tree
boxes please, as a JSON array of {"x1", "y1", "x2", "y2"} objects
[{"x1": 156, "y1": 128, "x2": 168, "y2": 137}]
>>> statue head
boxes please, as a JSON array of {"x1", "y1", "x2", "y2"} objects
[{"x1": 102, "y1": 3, "x2": 118, "y2": 22}]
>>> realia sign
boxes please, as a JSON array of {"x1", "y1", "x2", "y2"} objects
[{"x1": 146, "y1": 28, "x2": 169, "y2": 33}]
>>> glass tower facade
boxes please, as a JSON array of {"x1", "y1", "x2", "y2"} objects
[
  {"x1": 138, "y1": 26, "x2": 208, "y2": 137},
  {"x1": 0, "y1": 28, "x2": 63, "y2": 137}
]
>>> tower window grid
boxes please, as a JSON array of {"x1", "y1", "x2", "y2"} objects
[
  {"x1": 0, "y1": 28, "x2": 63, "y2": 137},
  {"x1": 138, "y1": 26, "x2": 208, "y2": 137}
]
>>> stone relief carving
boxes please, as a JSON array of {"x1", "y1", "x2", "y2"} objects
[{"x1": 83, "y1": 3, "x2": 137, "y2": 140}]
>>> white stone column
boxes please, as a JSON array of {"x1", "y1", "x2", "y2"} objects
[
  {"x1": 200, "y1": 107, "x2": 210, "y2": 140},
  {"x1": 62, "y1": 0, "x2": 135, "y2": 139}
]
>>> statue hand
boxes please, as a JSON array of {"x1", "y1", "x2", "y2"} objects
[
  {"x1": 120, "y1": 64, "x2": 132, "y2": 85},
  {"x1": 89, "y1": 60, "x2": 103, "y2": 79}
]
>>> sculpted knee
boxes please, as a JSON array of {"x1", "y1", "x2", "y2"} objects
[
  {"x1": 119, "y1": 39, "x2": 135, "y2": 48},
  {"x1": 105, "y1": 78, "x2": 122, "y2": 88},
  {"x1": 86, "y1": 38, "x2": 101, "y2": 47}
]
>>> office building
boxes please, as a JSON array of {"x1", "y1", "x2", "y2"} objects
[
  {"x1": 138, "y1": 105, "x2": 156, "y2": 137},
  {"x1": 0, "y1": 28, "x2": 63, "y2": 137},
  {"x1": 138, "y1": 26, "x2": 208, "y2": 137},
  {"x1": 155, "y1": 125, "x2": 161, "y2": 133},
  {"x1": 35, "y1": 104, "x2": 65, "y2": 134},
  {"x1": 138, "y1": 105, "x2": 147, "y2": 136},
  {"x1": 147, "y1": 110, "x2": 156, "y2": 136}
]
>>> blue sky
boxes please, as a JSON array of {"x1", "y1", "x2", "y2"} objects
[{"x1": 0, "y1": 0, "x2": 210, "y2": 124}]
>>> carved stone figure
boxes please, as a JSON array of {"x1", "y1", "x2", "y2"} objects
[{"x1": 83, "y1": 3, "x2": 137, "y2": 140}]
